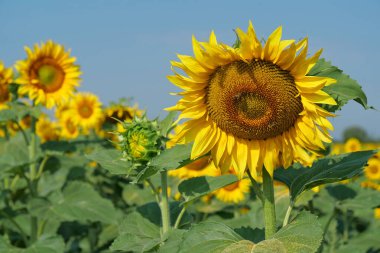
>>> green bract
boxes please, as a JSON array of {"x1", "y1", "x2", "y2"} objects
[{"x1": 118, "y1": 116, "x2": 165, "y2": 165}]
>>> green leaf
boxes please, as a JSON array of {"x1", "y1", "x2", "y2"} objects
[
  {"x1": 29, "y1": 182, "x2": 117, "y2": 224},
  {"x1": 178, "y1": 175, "x2": 239, "y2": 204},
  {"x1": 221, "y1": 240, "x2": 256, "y2": 253},
  {"x1": 179, "y1": 222, "x2": 243, "y2": 253},
  {"x1": 270, "y1": 211, "x2": 323, "y2": 253},
  {"x1": 308, "y1": 58, "x2": 372, "y2": 112},
  {"x1": 159, "y1": 111, "x2": 177, "y2": 137},
  {"x1": 150, "y1": 143, "x2": 193, "y2": 172},
  {"x1": 335, "y1": 226, "x2": 380, "y2": 253},
  {"x1": 158, "y1": 229, "x2": 186, "y2": 253},
  {"x1": 110, "y1": 212, "x2": 161, "y2": 252},
  {"x1": 86, "y1": 148, "x2": 132, "y2": 175},
  {"x1": 337, "y1": 184, "x2": 380, "y2": 210},
  {"x1": 0, "y1": 133, "x2": 31, "y2": 173},
  {"x1": 0, "y1": 236, "x2": 64, "y2": 253},
  {"x1": 274, "y1": 150, "x2": 376, "y2": 202}
]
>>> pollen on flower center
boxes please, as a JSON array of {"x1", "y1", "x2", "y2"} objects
[
  {"x1": 79, "y1": 105, "x2": 93, "y2": 118},
  {"x1": 207, "y1": 59, "x2": 303, "y2": 140},
  {"x1": 30, "y1": 58, "x2": 65, "y2": 93},
  {"x1": 38, "y1": 65, "x2": 57, "y2": 85}
]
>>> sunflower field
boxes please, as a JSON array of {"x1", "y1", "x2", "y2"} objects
[{"x1": 1, "y1": 22, "x2": 380, "y2": 253}]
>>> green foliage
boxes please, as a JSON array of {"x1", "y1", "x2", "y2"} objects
[
  {"x1": 274, "y1": 150, "x2": 376, "y2": 202},
  {"x1": 28, "y1": 182, "x2": 117, "y2": 224},
  {"x1": 178, "y1": 175, "x2": 239, "y2": 204},
  {"x1": 158, "y1": 111, "x2": 177, "y2": 137},
  {"x1": 150, "y1": 143, "x2": 193, "y2": 172},
  {"x1": 0, "y1": 103, "x2": 41, "y2": 123},
  {"x1": 0, "y1": 134, "x2": 31, "y2": 174},
  {"x1": 110, "y1": 212, "x2": 161, "y2": 252},
  {"x1": 86, "y1": 148, "x2": 133, "y2": 175},
  {"x1": 308, "y1": 58, "x2": 372, "y2": 112}
]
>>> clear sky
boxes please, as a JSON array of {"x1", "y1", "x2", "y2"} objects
[{"x1": 0, "y1": 0, "x2": 379, "y2": 140}]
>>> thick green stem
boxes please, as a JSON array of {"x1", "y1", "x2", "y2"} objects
[
  {"x1": 262, "y1": 167, "x2": 276, "y2": 239},
  {"x1": 160, "y1": 171, "x2": 171, "y2": 235}
]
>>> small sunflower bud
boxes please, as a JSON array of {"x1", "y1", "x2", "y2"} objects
[{"x1": 118, "y1": 116, "x2": 164, "y2": 165}]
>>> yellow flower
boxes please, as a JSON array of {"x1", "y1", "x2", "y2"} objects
[
  {"x1": 104, "y1": 103, "x2": 143, "y2": 124},
  {"x1": 364, "y1": 158, "x2": 380, "y2": 180},
  {"x1": 167, "y1": 22, "x2": 336, "y2": 178},
  {"x1": 15, "y1": 40, "x2": 81, "y2": 109},
  {"x1": 59, "y1": 114, "x2": 79, "y2": 140},
  {"x1": 36, "y1": 116, "x2": 59, "y2": 143},
  {"x1": 331, "y1": 143, "x2": 343, "y2": 155},
  {"x1": 169, "y1": 156, "x2": 219, "y2": 179},
  {"x1": 68, "y1": 92, "x2": 104, "y2": 131},
  {"x1": 215, "y1": 169, "x2": 250, "y2": 204},
  {"x1": 0, "y1": 61, "x2": 13, "y2": 110},
  {"x1": 344, "y1": 138, "x2": 361, "y2": 153},
  {"x1": 375, "y1": 208, "x2": 380, "y2": 219},
  {"x1": 361, "y1": 181, "x2": 380, "y2": 191}
]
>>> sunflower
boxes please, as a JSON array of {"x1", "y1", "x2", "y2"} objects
[
  {"x1": 36, "y1": 116, "x2": 59, "y2": 143},
  {"x1": 104, "y1": 103, "x2": 144, "y2": 124},
  {"x1": 0, "y1": 61, "x2": 13, "y2": 110},
  {"x1": 68, "y1": 92, "x2": 104, "y2": 131},
  {"x1": 167, "y1": 22, "x2": 336, "y2": 178},
  {"x1": 375, "y1": 208, "x2": 380, "y2": 219},
  {"x1": 169, "y1": 155, "x2": 219, "y2": 179},
  {"x1": 364, "y1": 158, "x2": 380, "y2": 180},
  {"x1": 15, "y1": 40, "x2": 81, "y2": 109},
  {"x1": 214, "y1": 169, "x2": 251, "y2": 204},
  {"x1": 344, "y1": 138, "x2": 361, "y2": 153},
  {"x1": 59, "y1": 114, "x2": 79, "y2": 140}
]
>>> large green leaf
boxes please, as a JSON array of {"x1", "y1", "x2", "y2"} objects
[
  {"x1": 179, "y1": 222, "x2": 244, "y2": 253},
  {"x1": 178, "y1": 175, "x2": 239, "y2": 204},
  {"x1": 86, "y1": 148, "x2": 132, "y2": 175},
  {"x1": 0, "y1": 133, "x2": 32, "y2": 174},
  {"x1": 29, "y1": 182, "x2": 117, "y2": 224},
  {"x1": 110, "y1": 212, "x2": 161, "y2": 252},
  {"x1": 308, "y1": 58, "x2": 372, "y2": 112},
  {"x1": 270, "y1": 212, "x2": 323, "y2": 253},
  {"x1": 0, "y1": 235, "x2": 64, "y2": 253},
  {"x1": 274, "y1": 150, "x2": 376, "y2": 202},
  {"x1": 150, "y1": 143, "x2": 193, "y2": 171}
]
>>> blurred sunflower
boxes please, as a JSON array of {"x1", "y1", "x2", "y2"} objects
[
  {"x1": 59, "y1": 115, "x2": 79, "y2": 140},
  {"x1": 169, "y1": 156, "x2": 219, "y2": 179},
  {"x1": 36, "y1": 116, "x2": 59, "y2": 143},
  {"x1": 104, "y1": 103, "x2": 143, "y2": 124},
  {"x1": 375, "y1": 208, "x2": 380, "y2": 219},
  {"x1": 215, "y1": 169, "x2": 250, "y2": 203},
  {"x1": 167, "y1": 22, "x2": 336, "y2": 178},
  {"x1": 0, "y1": 61, "x2": 13, "y2": 110},
  {"x1": 364, "y1": 158, "x2": 380, "y2": 180},
  {"x1": 68, "y1": 92, "x2": 104, "y2": 131},
  {"x1": 15, "y1": 40, "x2": 81, "y2": 109},
  {"x1": 344, "y1": 138, "x2": 361, "y2": 153}
]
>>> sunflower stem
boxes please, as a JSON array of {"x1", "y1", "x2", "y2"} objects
[
  {"x1": 160, "y1": 170, "x2": 171, "y2": 236},
  {"x1": 262, "y1": 167, "x2": 276, "y2": 239},
  {"x1": 174, "y1": 205, "x2": 186, "y2": 229}
]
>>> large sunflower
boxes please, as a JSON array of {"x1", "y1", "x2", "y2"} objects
[
  {"x1": 15, "y1": 40, "x2": 81, "y2": 109},
  {"x1": 68, "y1": 92, "x2": 104, "y2": 131},
  {"x1": 167, "y1": 22, "x2": 336, "y2": 178},
  {"x1": 0, "y1": 61, "x2": 13, "y2": 110}
]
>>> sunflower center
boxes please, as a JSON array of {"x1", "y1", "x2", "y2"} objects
[
  {"x1": 66, "y1": 119, "x2": 76, "y2": 134},
  {"x1": 78, "y1": 105, "x2": 93, "y2": 118},
  {"x1": 224, "y1": 181, "x2": 240, "y2": 191},
  {"x1": 0, "y1": 85, "x2": 10, "y2": 103},
  {"x1": 369, "y1": 165, "x2": 379, "y2": 175},
  {"x1": 30, "y1": 58, "x2": 65, "y2": 93},
  {"x1": 207, "y1": 59, "x2": 303, "y2": 140}
]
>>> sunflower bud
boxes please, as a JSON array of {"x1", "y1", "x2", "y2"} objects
[{"x1": 118, "y1": 116, "x2": 164, "y2": 165}]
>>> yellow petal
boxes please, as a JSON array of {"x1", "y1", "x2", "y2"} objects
[{"x1": 262, "y1": 26, "x2": 282, "y2": 62}]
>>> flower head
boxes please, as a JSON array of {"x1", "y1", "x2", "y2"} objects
[
  {"x1": 15, "y1": 40, "x2": 81, "y2": 108},
  {"x1": 0, "y1": 61, "x2": 13, "y2": 110},
  {"x1": 118, "y1": 116, "x2": 165, "y2": 165},
  {"x1": 167, "y1": 22, "x2": 336, "y2": 178}
]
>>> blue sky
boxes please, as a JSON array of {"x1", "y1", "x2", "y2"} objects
[{"x1": 0, "y1": 0, "x2": 379, "y2": 140}]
